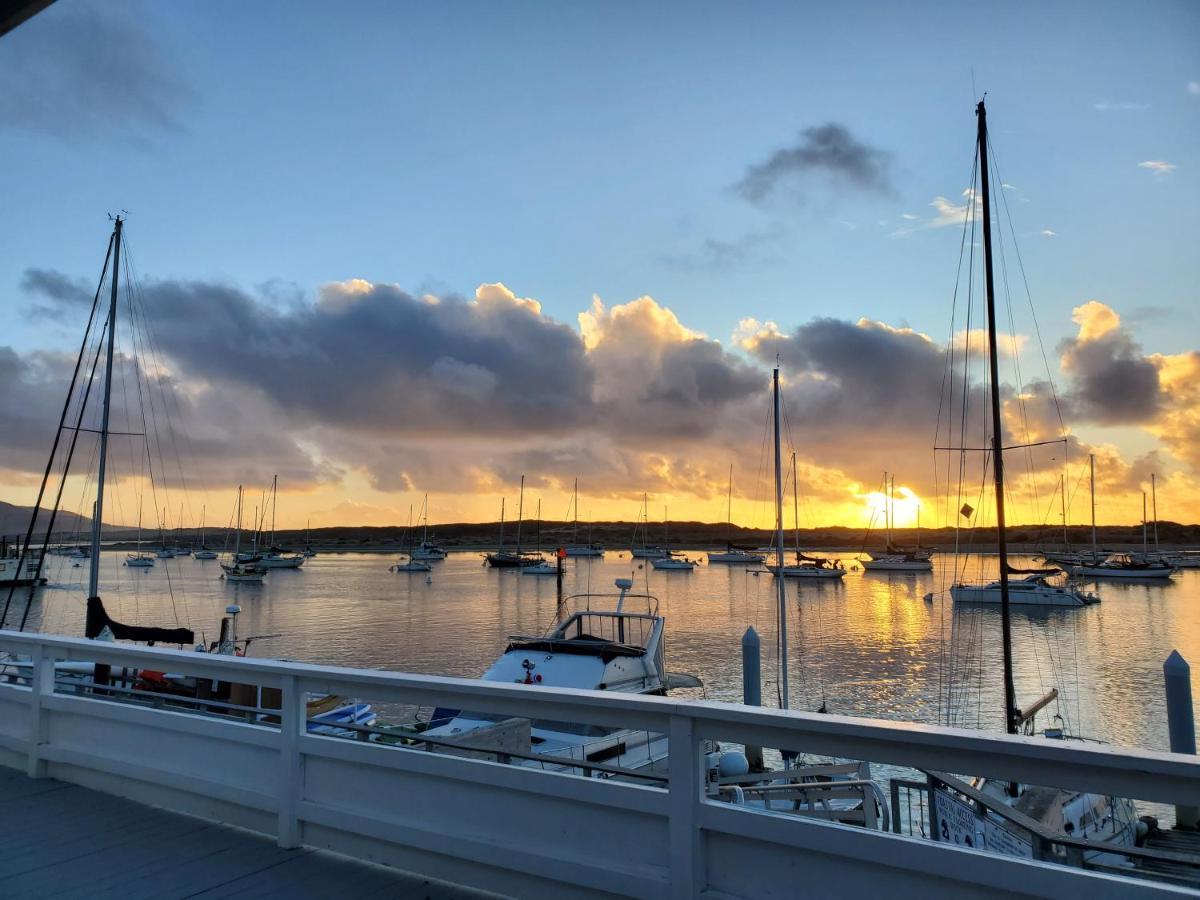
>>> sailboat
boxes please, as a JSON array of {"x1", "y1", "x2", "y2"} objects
[
  {"x1": 155, "y1": 507, "x2": 174, "y2": 558},
  {"x1": 486, "y1": 476, "x2": 541, "y2": 567},
  {"x1": 937, "y1": 100, "x2": 1138, "y2": 854},
  {"x1": 564, "y1": 478, "x2": 604, "y2": 557},
  {"x1": 194, "y1": 504, "x2": 218, "y2": 559},
  {"x1": 125, "y1": 497, "x2": 155, "y2": 568},
  {"x1": 708, "y1": 465, "x2": 764, "y2": 564},
  {"x1": 393, "y1": 504, "x2": 432, "y2": 573},
  {"x1": 410, "y1": 494, "x2": 448, "y2": 560},
  {"x1": 0, "y1": 216, "x2": 193, "y2": 649},
  {"x1": 245, "y1": 475, "x2": 305, "y2": 569},
  {"x1": 861, "y1": 473, "x2": 933, "y2": 572},
  {"x1": 768, "y1": 452, "x2": 844, "y2": 579},
  {"x1": 522, "y1": 500, "x2": 560, "y2": 575},
  {"x1": 651, "y1": 506, "x2": 696, "y2": 570},
  {"x1": 629, "y1": 493, "x2": 668, "y2": 559},
  {"x1": 222, "y1": 486, "x2": 267, "y2": 583}
]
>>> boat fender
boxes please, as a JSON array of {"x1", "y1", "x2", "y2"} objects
[
  {"x1": 923, "y1": 592, "x2": 934, "y2": 602},
  {"x1": 717, "y1": 751, "x2": 750, "y2": 778}
]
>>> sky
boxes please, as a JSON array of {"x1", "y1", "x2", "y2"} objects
[{"x1": 0, "y1": 0, "x2": 1197, "y2": 532}]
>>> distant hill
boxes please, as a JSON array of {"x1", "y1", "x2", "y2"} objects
[{"x1": 0, "y1": 501, "x2": 124, "y2": 541}]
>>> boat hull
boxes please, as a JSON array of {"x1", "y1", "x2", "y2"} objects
[
  {"x1": 861, "y1": 558, "x2": 933, "y2": 572},
  {"x1": 768, "y1": 566, "x2": 845, "y2": 579},
  {"x1": 1061, "y1": 563, "x2": 1174, "y2": 579},
  {"x1": 950, "y1": 584, "x2": 1090, "y2": 606},
  {"x1": 707, "y1": 552, "x2": 764, "y2": 564},
  {"x1": 564, "y1": 547, "x2": 605, "y2": 557}
]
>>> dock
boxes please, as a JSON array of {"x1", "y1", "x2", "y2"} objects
[{"x1": 0, "y1": 766, "x2": 493, "y2": 899}]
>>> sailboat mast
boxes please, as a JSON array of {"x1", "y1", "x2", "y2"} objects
[
  {"x1": 726, "y1": 464, "x2": 733, "y2": 546},
  {"x1": 1151, "y1": 473, "x2": 1159, "y2": 550},
  {"x1": 1061, "y1": 473, "x2": 1068, "y2": 547},
  {"x1": 234, "y1": 487, "x2": 243, "y2": 557},
  {"x1": 87, "y1": 217, "x2": 122, "y2": 598},
  {"x1": 977, "y1": 99, "x2": 1018, "y2": 735},
  {"x1": 1142, "y1": 492, "x2": 1148, "y2": 556},
  {"x1": 1090, "y1": 453, "x2": 1097, "y2": 555},
  {"x1": 270, "y1": 474, "x2": 277, "y2": 546},
  {"x1": 498, "y1": 497, "x2": 506, "y2": 551},
  {"x1": 515, "y1": 475, "x2": 525, "y2": 553},
  {"x1": 422, "y1": 493, "x2": 429, "y2": 544},
  {"x1": 792, "y1": 452, "x2": 800, "y2": 556},
  {"x1": 885, "y1": 471, "x2": 892, "y2": 545},
  {"x1": 536, "y1": 499, "x2": 542, "y2": 555},
  {"x1": 772, "y1": 366, "x2": 789, "y2": 710},
  {"x1": 573, "y1": 478, "x2": 579, "y2": 546}
]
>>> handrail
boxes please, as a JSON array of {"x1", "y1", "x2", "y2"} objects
[{"x1": 2, "y1": 630, "x2": 1199, "y2": 810}]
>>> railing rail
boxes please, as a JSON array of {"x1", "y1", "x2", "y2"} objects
[{"x1": 1, "y1": 630, "x2": 1198, "y2": 899}]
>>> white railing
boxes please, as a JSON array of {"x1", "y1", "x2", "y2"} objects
[{"x1": 0, "y1": 630, "x2": 1197, "y2": 899}]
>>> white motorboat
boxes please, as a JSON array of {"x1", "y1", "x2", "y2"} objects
[
  {"x1": 951, "y1": 574, "x2": 1098, "y2": 606},
  {"x1": 651, "y1": 554, "x2": 696, "y2": 571},
  {"x1": 422, "y1": 579, "x2": 674, "y2": 773}
]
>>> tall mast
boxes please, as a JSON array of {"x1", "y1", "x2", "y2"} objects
[
  {"x1": 885, "y1": 472, "x2": 892, "y2": 545},
  {"x1": 573, "y1": 478, "x2": 579, "y2": 545},
  {"x1": 1142, "y1": 492, "x2": 1148, "y2": 556},
  {"x1": 422, "y1": 493, "x2": 429, "y2": 544},
  {"x1": 515, "y1": 475, "x2": 525, "y2": 553},
  {"x1": 498, "y1": 497, "x2": 506, "y2": 551},
  {"x1": 234, "y1": 486, "x2": 243, "y2": 557},
  {"x1": 1151, "y1": 473, "x2": 1159, "y2": 550},
  {"x1": 726, "y1": 464, "x2": 733, "y2": 545},
  {"x1": 1061, "y1": 474, "x2": 1068, "y2": 547},
  {"x1": 270, "y1": 474, "x2": 278, "y2": 546},
  {"x1": 1090, "y1": 453, "x2": 1097, "y2": 556},
  {"x1": 536, "y1": 499, "x2": 542, "y2": 555},
  {"x1": 87, "y1": 217, "x2": 122, "y2": 599},
  {"x1": 977, "y1": 99, "x2": 1018, "y2": 736},
  {"x1": 772, "y1": 366, "x2": 789, "y2": 710},
  {"x1": 792, "y1": 451, "x2": 800, "y2": 556}
]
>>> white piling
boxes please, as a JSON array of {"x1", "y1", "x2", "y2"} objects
[
  {"x1": 742, "y1": 627, "x2": 764, "y2": 770},
  {"x1": 1164, "y1": 650, "x2": 1198, "y2": 829}
]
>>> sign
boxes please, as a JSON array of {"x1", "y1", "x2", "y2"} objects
[
  {"x1": 983, "y1": 819, "x2": 1034, "y2": 858},
  {"x1": 934, "y1": 789, "x2": 985, "y2": 850}
]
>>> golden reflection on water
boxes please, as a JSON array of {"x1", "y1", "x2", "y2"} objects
[{"x1": 17, "y1": 549, "x2": 1200, "y2": 753}]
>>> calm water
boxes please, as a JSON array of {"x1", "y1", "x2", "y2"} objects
[{"x1": 12, "y1": 549, "x2": 1199, "y2": 754}]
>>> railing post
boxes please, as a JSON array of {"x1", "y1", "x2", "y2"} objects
[
  {"x1": 277, "y1": 674, "x2": 304, "y2": 848},
  {"x1": 668, "y1": 714, "x2": 704, "y2": 899},
  {"x1": 26, "y1": 644, "x2": 54, "y2": 778}
]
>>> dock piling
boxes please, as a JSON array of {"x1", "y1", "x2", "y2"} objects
[
  {"x1": 742, "y1": 626, "x2": 764, "y2": 770},
  {"x1": 1164, "y1": 650, "x2": 1198, "y2": 829}
]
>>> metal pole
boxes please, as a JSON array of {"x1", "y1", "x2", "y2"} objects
[
  {"x1": 87, "y1": 217, "x2": 122, "y2": 598},
  {"x1": 1164, "y1": 651, "x2": 1198, "y2": 828},
  {"x1": 977, "y1": 100, "x2": 1017, "y2": 735},
  {"x1": 772, "y1": 367, "x2": 788, "y2": 710},
  {"x1": 742, "y1": 627, "x2": 764, "y2": 770}
]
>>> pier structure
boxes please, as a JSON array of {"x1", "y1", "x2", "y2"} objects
[{"x1": 1, "y1": 630, "x2": 1198, "y2": 898}]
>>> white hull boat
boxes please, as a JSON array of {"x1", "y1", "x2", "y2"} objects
[
  {"x1": 564, "y1": 545, "x2": 605, "y2": 557},
  {"x1": 1061, "y1": 554, "x2": 1174, "y2": 580},
  {"x1": 392, "y1": 560, "x2": 432, "y2": 573},
  {"x1": 707, "y1": 550, "x2": 764, "y2": 564},
  {"x1": 861, "y1": 555, "x2": 932, "y2": 572},
  {"x1": 125, "y1": 554, "x2": 155, "y2": 568},
  {"x1": 521, "y1": 561, "x2": 559, "y2": 575},
  {"x1": 651, "y1": 556, "x2": 696, "y2": 571}
]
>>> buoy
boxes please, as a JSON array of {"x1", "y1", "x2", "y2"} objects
[{"x1": 425, "y1": 574, "x2": 433, "y2": 584}]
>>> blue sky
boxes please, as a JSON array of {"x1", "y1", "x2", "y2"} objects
[
  {"x1": 2, "y1": 1, "x2": 1196, "y2": 351},
  {"x1": 0, "y1": 1, "x2": 1197, "y2": 527}
]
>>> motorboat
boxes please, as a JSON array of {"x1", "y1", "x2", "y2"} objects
[{"x1": 951, "y1": 574, "x2": 1098, "y2": 606}]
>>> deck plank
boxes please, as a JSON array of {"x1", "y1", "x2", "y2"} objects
[{"x1": 0, "y1": 765, "x2": 504, "y2": 899}]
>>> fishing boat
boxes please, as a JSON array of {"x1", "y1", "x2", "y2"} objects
[
  {"x1": 708, "y1": 466, "x2": 764, "y2": 564},
  {"x1": 564, "y1": 478, "x2": 605, "y2": 557},
  {"x1": 410, "y1": 494, "x2": 448, "y2": 560},
  {"x1": 487, "y1": 477, "x2": 542, "y2": 567},
  {"x1": 933, "y1": 100, "x2": 1138, "y2": 859}
]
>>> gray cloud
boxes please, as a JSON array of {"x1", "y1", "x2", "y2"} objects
[
  {"x1": 1058, "y1": 328, "x2": 1161, "y2": 425},
  {"x1": 0, "y1": 2, "x2": 196, "y2": 140},
  {"x1": 734, "y1": 123, "x2": 892, "y2": 207}
]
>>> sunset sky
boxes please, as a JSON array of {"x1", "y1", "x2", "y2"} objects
[{"x1": 0, "y1": 1, "x2": 1197, "y2": 532}]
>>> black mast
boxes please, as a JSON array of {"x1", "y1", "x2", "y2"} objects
[{"x1": 977, "y1": 99, "x2": 1018, "y2": 736}]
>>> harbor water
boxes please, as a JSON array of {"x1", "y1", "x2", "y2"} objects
[{"x1": 13, "y1": 549, "x2": 1198, "y2": 756}]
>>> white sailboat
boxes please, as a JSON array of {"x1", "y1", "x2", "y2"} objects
[
  {"x1": 768, "y1": 453, "x2": 844, "y2": 580},
  {"x1": 125, "y1": 499, "x2": 155, "y2": 568},
  {"x1": 650, "y1": 507, "x2": 696, "y2": 570},
  {"x1": 629, "y1": 493, "x2": 668, "y2": 559},
  {"x1": 247, "y1": 475, "x2": 306, "y2": 569},
  {"x1": 522, "y1": 500, "x2": 559, "y2": 575},
  {"x1": 194, "y1": 504, "x2": 218, "y2": 559},
  {"x1": 936, "y1": 100, "x2": 1138, "y2": 857},
  {"x1": 392, "y1": 504, "x2": 432, "y2": 572},
  {"x1": 222, "y1": 486, "x2": 266, "y2": 583},
  {"x1": 410, "y1": 494, "x2": 448, "y2": 560},
  {"x1": 708, "y1": 465, "x2": 764, "y2": 564},
  {"x1": 861, "y1": 473, "x2": 933, "y2": 572},
  {"x1": 564, "y1": 478, "x2": 605, "y2": 557}
]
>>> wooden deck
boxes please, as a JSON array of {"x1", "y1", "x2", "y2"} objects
[{"x1": 0, "y1": 766, "x2": 503, "y2": 899}]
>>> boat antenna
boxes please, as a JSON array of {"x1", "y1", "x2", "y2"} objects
[{"x1": 977, "y1": 99, "x2": 1018, "y2": 736}]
